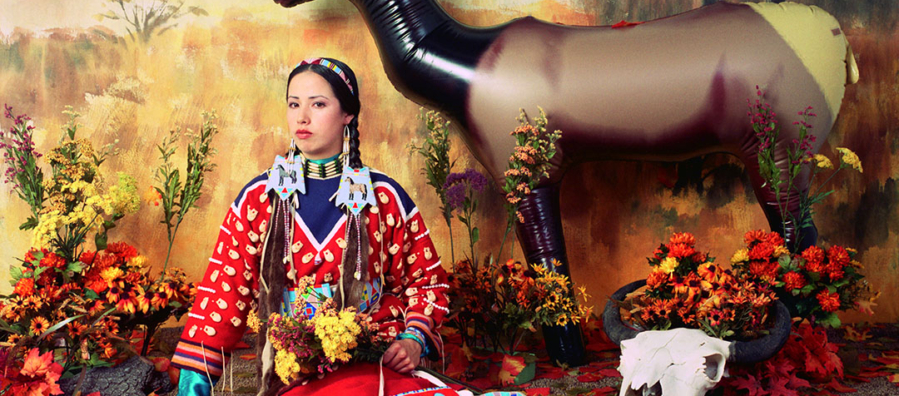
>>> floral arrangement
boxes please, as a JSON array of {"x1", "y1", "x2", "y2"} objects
[
  {"x1": 447, "y1": 258, "x2": 589, "y2": 357},
  {"x1": 731, "y1": 230, "x2": 874, "y2": 328},
  {"x1": 414, "y1": 108, "x2": 586, "y2": 375},
  {"x1": 622, "y1": 232, "x2": 777, "y2": 340},
  {"x1": 267, "y1": 277, "x2": 387, "y2": 384},
  {"x1": 0, "y1": 105, "x2": 207, "y2": 391},
  {"x1": 2, "y1": 241, "x2": 195, "y2": 374},
  {"x1": 748, "y1": 88, "x2": 863, "y2": 251},
  {"x1": 747, "y1": 87, "x2": 875, "y2": 327}
]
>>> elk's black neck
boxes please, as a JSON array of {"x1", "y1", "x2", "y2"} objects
[{"x1": 353, "y1": 0, "x2": 502, "y2": 122}]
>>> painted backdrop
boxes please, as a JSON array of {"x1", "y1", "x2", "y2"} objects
[{"x1": 1, "y1": 0, "x2": 897, "y2": 324}]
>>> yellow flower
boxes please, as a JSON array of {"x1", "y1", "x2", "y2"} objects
[
  {"x1": 773, "y1": 245, "x2": 790, "y2": 258},
  {"x1": 247, "y1": 309, "x2": 262, "y2": 333},
  {"x1": 311, "y1": 309, "x2": 361, "y2": 363},
  {"x1": 274, "y1": 349, "x2": 301, "y2": 385},
  {"x1": 109, "y1": 173, "x2": 140, "y2": 214},
  {"x1": 100, "y1": 267, "x2": 124, "y2": 284},
  {"x1": 836, "y1": 147, "x2": 863, "y2": 173},
  {"x1": 813, "y1": 154, "x2": 833, "y2": 170},
  {"x1": 128, "y1": 255, "x2": 148, "y2": 270},
  {"x1": 731, "y1": 248, "x2": 749, "y2": 264},
  {"x1": 659, "y1": 257, "x2": 678, "y2": 274}
]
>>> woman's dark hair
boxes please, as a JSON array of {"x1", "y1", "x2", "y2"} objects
[{"x1": 288, "y1": 58, "x2": 362, "y2": 168}]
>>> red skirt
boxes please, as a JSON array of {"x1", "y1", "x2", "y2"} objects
[{"x1": 279, "y1": 363, "x2": 464, "y2": 396}]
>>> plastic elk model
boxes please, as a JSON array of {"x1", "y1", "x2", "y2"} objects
[{"x1": 273, "y1": 0, "x2": 858, "y2": 367}]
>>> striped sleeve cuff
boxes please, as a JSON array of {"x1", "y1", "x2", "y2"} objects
[
  {"x1": 405, "y1": 312, "x2": 442, "y2": 361},
  {"x1": 171, "y1": 338, "x2": 231, "y2": 378}
]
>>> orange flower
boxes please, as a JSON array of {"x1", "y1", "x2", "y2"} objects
[
  {"x1": 697, "y1": 263, "x2": 719, "y2": 282},
  {"x1": 106, "y1": 283, "x2": 124, "y2": 303},
  {"x1": 13, "y1": 278, "x2": 35, "y2": 298},
  {"x1": 669, "y1": 232, "x2": 696, "y2": 246},
  {"x1": 782, "y1": 271, "x2": 807, "y2": 291},
  {"x1": 816, "y1": 290, "x2": 841, "y2": 312},
  {"x1": 667, "y1": 243, "x2": 696, "y2": 260},
  {"x1": 149, "y1": 292, "x2": 169, "y2": 310},
  {"x1": 30, "y1": 316, "x2": 50, "y2": 335},
  {"x1": 67, "y1": 321, "x2": 88, "y2": 338},
  {"x1": 39, "y1": 252, "x2": 66, "y2": 269},
  {"x1": 117, "y1": 296, "x2": 137, "y2": 315},
  {"x1": 4, "y1": 297, "x2": 25, "y2": 321},
  {"x1": 764, "y1": 232, "x2": 784, "y2": 247},
  {"x1": 748, "y1": 243, "x2": 775, "y2": 261},
  {"x1": 143, "y1": 186, "x2": 162, "y2": 207},
  {"x1": 646, "y1": 270, "x2": 668, "y2": 289},
  {"x1": 743, "y1": 230, "x2": 767, "y2": 245}
]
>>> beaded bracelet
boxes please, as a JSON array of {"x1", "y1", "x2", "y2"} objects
[{"x1": 396, "y1": 330, "x2": 429, "y2": 358}]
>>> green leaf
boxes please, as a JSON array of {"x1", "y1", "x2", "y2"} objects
[
  {"x1": 808, "y1": 272, "x2": 821, "y2": 282},
  {"x1": 19, "y1": 216, "x2": 39, "y2": 230},
  {"x1": 472, "y1": 227, "x2": 480, "y2": 244},
  {"x1": 817, "y1": 312, "x2": 841, "y2": 328},
  {"x1": 778, "y1": 255, "x2": 792, "y2": 268},
  {"x1": 95, "y1": 232, "x2": 108, "y2": 251},
  {"x1": 826, "y1": 285, "x2": 837, "y2": 293},
  {"x1": 85, "y1": 289, "x2": 99, "y2": 300},
  {"x1": 66, "y1": 261, "x2": 83, "y2": 273},
  {"x1": 33, "y1": 266, "x2": 48, "y2": 278},
  {"x1": 10, "y1": 266, "x2": 24, "y2": 282},
  {"x1": 800, "y1": 284, "x2": 815, "y2": 296}
]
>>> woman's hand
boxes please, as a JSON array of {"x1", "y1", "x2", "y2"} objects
[{"x1": 382, "y1": 338, "x2": 422, "y2": 374}]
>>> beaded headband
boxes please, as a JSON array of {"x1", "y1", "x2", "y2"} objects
[{"x1": 297, "y1": 58, "x2": 355, "y2": 95}]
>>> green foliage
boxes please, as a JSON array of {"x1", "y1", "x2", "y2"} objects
[{"x1": 154, "y1": 110, "x2": 218, "y2": 278}]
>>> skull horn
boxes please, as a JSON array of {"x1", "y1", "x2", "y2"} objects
[{"x1": 603, "y1": 280, "x2": 792, "y2": 364}]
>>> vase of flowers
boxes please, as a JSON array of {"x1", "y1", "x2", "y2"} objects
[{"x1": 604, "y1": 232, "x2": 792, "y2": 364}]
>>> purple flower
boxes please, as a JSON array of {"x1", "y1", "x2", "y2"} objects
[
  {"x1": 443, "y1": 168, "x2": 490, "y2": 212},
  {"x1": 446, "y1": 182, "x2": 466, "y2": 211}
]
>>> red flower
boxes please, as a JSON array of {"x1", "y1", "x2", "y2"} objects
[
  {"x1": 13, "y1": 278, "x2": 35, "y2": 298},
  {"x1": 39, "y1": 252, "x2": 66, "y2": 269},
  {"x1": 749, "y1": 261, "x2": 778, "y2": 281},
  {"x1": 816, "y1": 290, "x2": 841, "y2": 312},
  {"x1": 23, "y1": 249, "x2": 38, "y2": 264},
  {"x1": 801, "y1": 246, "x2": 825, "y2": 268},
  {"x1": 669, "y1": 232, "x2": 695, "y2": 246},
  {"x1": 667, "y1": 243, "x2": 696, "y2": 260},
  {"x1": 79, "y1": 251, "x2": 96, "y2": 265},
  {"x1": 764, "y1": 232, "x2": 784, "y2": 247},
  {"x1": 748, "y1": 243, "x2": 775, "y2": 261},
  {"x1": 826, "y1": 246, "x2": 850, "y2": 268},
  {"x1": 782, "y1": 271, "x2": 807, "y2": 291},
  {"x1": 105, "y1": 242, "x2": 138, "y2": 261}
]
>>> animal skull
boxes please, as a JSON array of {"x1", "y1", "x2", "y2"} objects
[{"x1": 618, "y1": 328, "x2": 731, "y2": 396}]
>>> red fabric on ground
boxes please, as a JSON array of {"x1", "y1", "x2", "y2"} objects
[{"x1": 280, "y1": 363, "x2": 462, "y2": 396}]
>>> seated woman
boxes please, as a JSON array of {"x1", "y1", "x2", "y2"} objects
[{"x1": 171, "y1": 57, "x2": 452, "y2": 396}]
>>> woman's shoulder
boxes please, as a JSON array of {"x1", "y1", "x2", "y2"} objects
[
  {"x1": 369, "y1": 168, "x2": 418, "y2": 219},
  {"x1": 229, "y1": 171, "x2": 270, "y2": 215}
]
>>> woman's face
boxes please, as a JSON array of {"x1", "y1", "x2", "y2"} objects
[{"x1": 287, "y1": 71, "x2": 354, "y2": 160}]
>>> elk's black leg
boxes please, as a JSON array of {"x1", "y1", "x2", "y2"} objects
[{"x1": 516, "y1": 184, "x2": 585, "y2": 367}]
